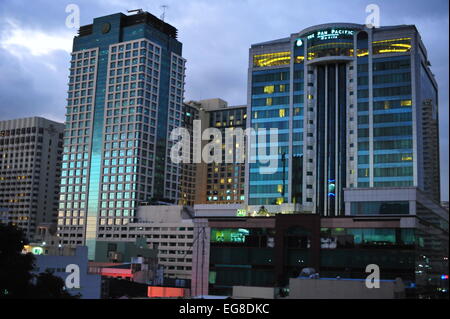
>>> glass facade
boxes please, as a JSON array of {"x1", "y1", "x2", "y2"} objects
[
  {"x1": 371, "y1": 56, "x2": 413, "y2": 187},
  {"x1": 59, "y1": 13, "x2": 184, "y2": 259},
  {"x1": 321, "y1": 224, "x2": 448, "y2": 297},
  {"x1": 249, "y1": 68, "x2": 291, "y2": 206},
  {"x1": 320, "y1": 227, "x2": 416, "y2": 281},
  {"x1": 209, "y1": 226, "x2": 312, "y2": 295},
  {"x1": 247, "y1": 23, "x2": 440, "y2": 216},
  {"x1": 350, "y1": 201, "x2": 409, "y2": 215}
]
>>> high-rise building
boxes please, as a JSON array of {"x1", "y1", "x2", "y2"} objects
[
  {"x1": 183, "y1": 99, "x2": 247, "y2": 205},
  {"x1": 0, "y1": 117, "x2": 64, "y2": 239},
  {"x1": 246, "y1": 23, "x2": 441, "y2": 216},
  {"x1": 178, "y1": 102, "x2": 200, "y2": 207},
  {"x1": 58, "y1": 11, "x2": 186, "y2": 259}
]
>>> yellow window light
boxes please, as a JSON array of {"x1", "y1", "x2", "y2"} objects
[
  {"x1": 279, "y1": 109, "x2": 286, "y2": 117},
  {"x1": 295, "y1": 56, "x2": 305, "y2": 63},
  {"x1": 372, "y1": 38, "x2": 412, "y2": 55},
  {"x1": 266, "y1": 97, "x2": 273, "y2": 106},
  {"x1": 372, "y1": 37, "x2": 412, "y2": 44},
  {"x1": 378, "y1": 49, "x2": 410, "y2": 53},
  {"x1": 264, "y1": 85, "x2": 275, "y2": 94},
  {"x1": 357, "y1": 50, "x2": 369, "y2": 57},
  {"x1": 253, "y1": 51, "x2": 291, "y2": 67},
  {"x1": 401, "y1": 100, "x2": 412, "y2": 107}
]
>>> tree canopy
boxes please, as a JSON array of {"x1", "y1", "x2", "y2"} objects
[{"x1": 0, "y1": 223, "x2": 79, "y2": 299}]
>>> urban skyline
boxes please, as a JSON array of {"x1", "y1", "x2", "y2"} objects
[
  {"x1": 0, "y1": 0, "x2": 448, "y2": 201},
  {"x1": 0, "y1": 0, "x2": 448, "y2": 302}
]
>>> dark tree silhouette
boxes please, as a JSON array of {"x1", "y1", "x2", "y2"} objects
[
  {"x1": 0, "y1": 224, "x2": 34, "y2": 298},
  {"x1": 0, "y1": 223, "x2": 80, "y2": 299},
  {"x1": 31, "y1": 270, "x2": 79, "y2": 299}
]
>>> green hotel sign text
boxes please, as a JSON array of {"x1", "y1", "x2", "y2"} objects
[{"x1": 307, "y1": 29, "x2": 355, "y2": 41}]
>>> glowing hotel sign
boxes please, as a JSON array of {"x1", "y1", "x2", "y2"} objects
[{"x1": 307, "y1": 29, "x2": 355, "y2": 41}]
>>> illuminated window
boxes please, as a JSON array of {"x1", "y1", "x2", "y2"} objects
[
  {"x1": 279, "y1": 84, "x2": 286, "y2": 92},
  {"x1": 308, "y1": 94, "x2": 314, "y2": 100},
  {"x1": 384, "y1": 101, "x2": 390, "y2": 109},
  {"x1": 402, "y1": 155, "x2": 413, "y2": 161},
  {"x1": 264, "y1": 85, "x2": 275, "y2": 94},
  {"x1": 279, "y1": 109, "x2": 286, "y2": 117},
  {"x1": 253, "y1": 51, "x2": 291, "y2": 67},
  {"x1": 357, "y1": 49, "x2": 369, "y2": 57},
  {"x1": 401, "y1": 100, "x2": 412, "y2": 107},
  {"x1": 266, "y1": 98, "x2": 273, "y2": 106},
  {"x1": 372, "y1": 38, "x2": 412, "y2": 55},
  {"x1": 277, "y1": 185, "x2": 283, "y2": 193},
  {"x1": 295, "y1": 56, "x2": 305, "y2": 63},
  {"x1": 307, "y1": 42, "x2": 353, "y2": 60}
]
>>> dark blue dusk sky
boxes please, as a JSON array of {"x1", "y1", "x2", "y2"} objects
[{"x1": 0, "y1": 0, "x2": 448, "y2": 200}]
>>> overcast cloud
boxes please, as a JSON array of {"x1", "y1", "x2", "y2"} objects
[{"x1": 0, "y1": 0, "x2": 448, "y2": 200}]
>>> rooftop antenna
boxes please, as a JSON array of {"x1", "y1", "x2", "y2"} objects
[
  {"x1": 160, "y1": 5, "x2": 168, "y2": 21},
  {"x1": 128, "y1": 9, "x2": 144, "y2": 15}
]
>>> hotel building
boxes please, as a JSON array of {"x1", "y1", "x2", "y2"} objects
[
  {"x1": 246, "y1": 23, "x2": 441, "y2": 216},
  {"x1": 57, "y1": 11, "x2": 185, "y2": 259}
]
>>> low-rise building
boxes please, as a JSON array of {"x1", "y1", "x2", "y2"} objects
[
  {"x1": 191, "y1": 197, "x2": 448, "y2": 298},
  {"x1": 96, "y1": 205, "x2": 195, "y2": 280},
  {"x1": 30, "y1": 246, "x2": 102, "y2": 299}
]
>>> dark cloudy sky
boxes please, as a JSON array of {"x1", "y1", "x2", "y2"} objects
[{"x1": 0, "y1": 0, "x2": 448, "y2": 200}]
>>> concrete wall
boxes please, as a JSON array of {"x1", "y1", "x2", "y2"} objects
[
  {"x1": 232, "y1": 286, "x2": 275, "y2": 299},
  {"x1": 288, "y1": 278, "x2": 404, "y2": 299},
  {"x1": 33, "y1": 246, "x2": 101, "y2": 299}
]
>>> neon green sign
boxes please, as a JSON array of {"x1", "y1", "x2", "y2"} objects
[
  {"x1": 236, "y1": 209, "x2": 247, "y2": 217},
  {"x1": 31, "y1": 247, "x2": 44, "y2": 255},
  {"x1": 307, "y1": 29, "x2": 355, "y2": 41},
  {"x1": 211, "y1": 228, "x2": 250, "y2": 243}
]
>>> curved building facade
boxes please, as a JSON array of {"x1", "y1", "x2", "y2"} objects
[{"x1": 246, "y1": 23, "x2": 441, "y2": 216}]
